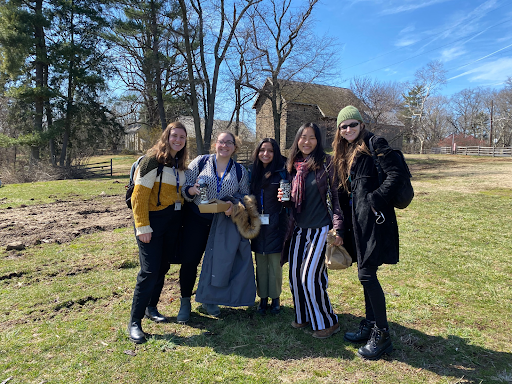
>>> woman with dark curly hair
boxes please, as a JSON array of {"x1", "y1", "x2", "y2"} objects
[{"x1": 128, "y1": 121, "x2": 188, "y2": 344}]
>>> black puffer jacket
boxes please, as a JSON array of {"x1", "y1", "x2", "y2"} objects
[
  {"x1": 349, "y1": 131, "x2": 409, "y2": 267},
  {"x1": 250, "y1": 167, "x2": 288, "y2": 255}
]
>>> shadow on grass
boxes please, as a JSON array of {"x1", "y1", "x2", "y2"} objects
[{"x1": 145, "y1": 307, "x2": 511, "y2": 382}]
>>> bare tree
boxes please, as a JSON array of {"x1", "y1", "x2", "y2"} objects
[
  {"x1": 241, "y1": 0, "x2": 338, "y2": 145},
  {"x1": 448, "y1": 88, "x2": 488, "y2": 140},
  {"x1": 108, "y1": 1, "x2": 189, "y2": 131},
  {"x1": 402, "y1": 60, "x2": 447, "y2": 153},
  {"x1": 421, "y1": 95, "x2": 451, "y2": 146},
  {"x1": 177, "y1": 0, "x2": 261, "y2": 154},
  {"x1": 491, "y1": 78, "x2": 512, "y2": 146},
  {"x1": 350, "y1": 76, "x2": 403, "y2": 131}
]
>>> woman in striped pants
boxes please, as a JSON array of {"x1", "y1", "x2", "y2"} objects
[{"x1": 278, "y1": 123, "x2": 344, "y2": 339}]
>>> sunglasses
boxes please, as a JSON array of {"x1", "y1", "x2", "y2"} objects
[{"x1": 339, "y1": 122, "x2": 359, "y2": 130}]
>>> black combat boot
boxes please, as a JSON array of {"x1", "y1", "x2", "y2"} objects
[
  {"x1": 344, "y1": 319, "x2": 373, "y2": 343},
  {"x1": 269, "y1": 298, "x2": 281, "y2": 314},
  {"x1": 128, "y1": 320, "x2": 147, "y2": 344},
  {"x1": 257, "y1": 298, "x2": 268, "y2": 315},
  {"x1": 145, "y1": 306, "x2": 168, "y2": 323},
  {"x1": 357, "y1": 326, "x2": 393, "y2": 360}
]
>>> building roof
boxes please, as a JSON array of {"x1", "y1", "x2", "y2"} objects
[
  {"x1": 178, "y1": 116, "x2": 254, "y2": 141},
  {"x1": 253, "y1": 78, "x2": 362, "y2": 119}
]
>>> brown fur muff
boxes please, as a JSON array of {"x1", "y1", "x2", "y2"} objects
[{"x1": 230, "y1": 195, "x2": 262, "y2": 239}]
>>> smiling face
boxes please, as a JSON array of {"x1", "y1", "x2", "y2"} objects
[
  {"x1": 338, "y1": 119, "x2": 361, "y2": 143},
  {"x1": 215, "y1": 132, "x2": 236, "y2": 159},
  {"x1": 297, "y1": 127, "x2": 318, "y2": 156},
  {"x1": 168, "y1": 127, "x2": 187, "y2": 156},
  {"x1": 258, "y1": 142, "x2": 274, "y2": 167}
]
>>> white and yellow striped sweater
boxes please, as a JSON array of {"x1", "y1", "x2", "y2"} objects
[{"x1": 131, "y1": 155, "x2": 185, "y2": 236}]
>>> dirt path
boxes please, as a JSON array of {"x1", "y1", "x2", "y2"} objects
[{"x1": 0, "y1": 195, "x2": 133, "y2": 249}]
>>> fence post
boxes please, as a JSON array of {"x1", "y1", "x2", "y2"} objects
[{"x1": 110, "y1": 159, "x2": 113, "y2": 177}]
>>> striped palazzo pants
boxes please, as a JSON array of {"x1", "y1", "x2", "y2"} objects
[{"x1": 288, "y1": 225, "x2": 338, "y2": 331}]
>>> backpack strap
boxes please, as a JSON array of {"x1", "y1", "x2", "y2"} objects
[
  {"x1": 234, "y1": 162, "x2": 243, "y2": 183},
  {"x1": 156, "y1": 163, "x2": 164, "y2": 207},
  {"x1": 130, "y1": 155, "x2": 146, "y2": 183},
  {"x1": 225, "y1": 159, "x2": 243, "y2": 183},
  {"x1": 369, "y1": 135, "x2": 385, "y2": 185},
  {"x1": 197, "y1": 154, "x2": 209, "y2": 174},
  {"x1": 198, "y1": 154, "x2": 243, "y2": 182}
]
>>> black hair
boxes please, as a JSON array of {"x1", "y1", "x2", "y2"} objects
[
  {"x1": 250, "y1": 138, "x2": 285, "y2": 192},
  {"x1": 286, "y1": 123, "x2": 325, "y2": 173}
]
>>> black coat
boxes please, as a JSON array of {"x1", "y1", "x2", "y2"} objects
[
  {"x1": 347, "y1": 132, "x2": 408, "y2": 267},
  {"x1": 250, "y1": 167, "x2": 288, "y2": 255}
]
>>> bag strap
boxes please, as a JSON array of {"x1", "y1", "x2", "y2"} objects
[
  {"x1": 369, "y1": 135, "x2": 385, "y2": 185},
  {"x1": 323, "y1": 158, "x2": 334, "y2": 220},
  {"x1": 130, "y1": 155, "x2": 146, "y2": 184},
  {"x1": 197, "y1": 154, "x2": 209, "y2": 174},
  {"x1": 156, "y1": 163, "x2": 164, "y2": 207},
  {"x1": 198, "y1": 154, "x2": 243, "y2": 182}
]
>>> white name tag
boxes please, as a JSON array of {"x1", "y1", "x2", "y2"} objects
[
  {"x1": 175, "y1": 201, "x2": 182, "y2": 211},
  {"x1": 259, "y1": 214, "x2": 269, "y2": 225}
]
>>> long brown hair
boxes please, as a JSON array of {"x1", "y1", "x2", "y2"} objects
[
  {"x1": 286, "y1": 123, "x2": 325, "y2": 173},
  {"x1": 332, "y1": 123, "x2": 369, "y2": 192},
  {"x1": 148, "y1": 121, "x2": 188, "y2": 171}
]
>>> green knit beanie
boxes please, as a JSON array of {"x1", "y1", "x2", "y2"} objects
[{"x1": 337, "y1": 105, "x2": 363, "y2": 128}]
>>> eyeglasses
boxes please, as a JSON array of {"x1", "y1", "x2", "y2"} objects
[
  {"x1": 338, "y1": 122, "x2": 359, "y2": 131},
  {"x1": 217, "y1": 140, "x2": 234, "y2": 146}
]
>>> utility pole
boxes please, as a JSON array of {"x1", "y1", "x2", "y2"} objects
[{"x1": 489, "y1": 100, "x2": 494, "y2": 147}]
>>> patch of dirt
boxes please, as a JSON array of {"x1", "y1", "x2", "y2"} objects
[{"x1": 0, "y1": 195, "x2": 133, "y2": 249}]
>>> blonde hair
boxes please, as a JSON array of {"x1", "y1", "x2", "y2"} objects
[
  {"x1": 147, "y1": 121, "x2": 188, "y2": 170},
  {"x1": 332, "y1": 123, "x2": 369, "y2": 192}
]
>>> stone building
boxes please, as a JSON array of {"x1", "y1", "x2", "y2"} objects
[{"x1": 253, "y1": 79, "x2": 404, "y2": 150}]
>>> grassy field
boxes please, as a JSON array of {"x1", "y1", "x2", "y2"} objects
[{"x1": 1, "y1": 154, "x2": 511, "y2": 383}]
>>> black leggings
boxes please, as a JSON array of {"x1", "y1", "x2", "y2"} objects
[
  {"x1": 178, "y1": 208, "x2": 212, "y2": 298},
  {"x1": 130, "y1": 205, "x2": 182, "y2": 322},
  {"x1": 358, "y1": 265, "x2": 388, "y2": 329}
]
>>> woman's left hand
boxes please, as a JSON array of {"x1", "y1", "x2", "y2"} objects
[
  {"x1": 333, "y1": 235, "x2": 343, "y2": 247},
  {"x1": 224, "y1": 200, "x2": 233, "y2": 217}
]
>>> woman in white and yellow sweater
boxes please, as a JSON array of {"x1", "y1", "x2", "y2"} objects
[{"x1": 128, "y1": 121, "x2": 188, "y2": 344}]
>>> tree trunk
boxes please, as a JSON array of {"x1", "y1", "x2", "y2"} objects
[
  {"x1": 178, "y1": 0, "x2": 204, "y2": 154},
  {"x1": 150, "y1": 0, "x2": 166, "y2": 131},
  {"x1": 60, "y1": 1, "x2": 74, "y2": 167},
  {"x1": 32, "y1": 0, "x2": 45, "y2": 162},
  {"x1": 271, "y1": 78, "x2": 282, "y2": 147}
]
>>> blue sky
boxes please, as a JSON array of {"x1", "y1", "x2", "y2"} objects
[{"x1": 315, "y1": 0, "x2": 512, "y2": 96}]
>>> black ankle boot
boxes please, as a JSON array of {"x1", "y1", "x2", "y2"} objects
[
  {"x1": 344, "y1": 319, "x2": 373, "y2": 343},
  {"x1": 145, "y1": 306, "x2": 168, "y2": 323},
  {"x1": 257, "y1": 298, "x2": 268, "y2": 315},
  {"x1": 128, "y1": 320, "x2": 147, "y2": 344},
  {"x1": 357, "y1": 326, "x2": 393, "y2": 360},
  {"x1": 269, "y1": 298, "x2": 281, "y2": 314}
]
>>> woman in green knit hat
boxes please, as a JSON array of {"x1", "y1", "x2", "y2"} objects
[{"x1": 332, "y1": 105, "x2": 409, "y2": 360}]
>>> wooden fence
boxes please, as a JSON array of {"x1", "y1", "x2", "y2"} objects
[
  {"x1": 82, "y1": 159, "x2": 113, "y2": 177},
  {"x1": 430, "y1": 146, "x2": 512, "y2": 157}
]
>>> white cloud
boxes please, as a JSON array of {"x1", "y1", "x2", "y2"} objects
[
  {"x1": 395, "y1": 38, "x2": 419, "y2": 47},
  {"x1": 447, "y1": 57, "x2": 512, "y2": 83},
  {"x1": 394, "y1": 24, "x2": 418, "y2": 47},
  {"x1": 440, "y1": 47, "x2": 466, "y2": 62},
  {"x1": 380, "y1": 0, "x2": 452, "y2": 15}
]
